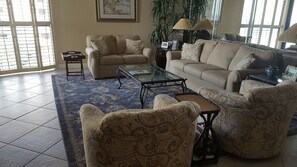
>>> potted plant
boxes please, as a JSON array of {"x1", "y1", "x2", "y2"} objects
[{"x1": 150, "y1": 0, "x2": 208, "y2": 45}]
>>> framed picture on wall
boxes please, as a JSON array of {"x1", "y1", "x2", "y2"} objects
[{"x1": 96, "y1": 0, "x2": 138, "y2": 22}]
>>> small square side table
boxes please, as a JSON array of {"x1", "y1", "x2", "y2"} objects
[
  {"x1": 175, "y1": 93, "x2": 220, "y2": 165},
  {"x1": 61, "y1": 51, "x2": 86, "y2": 81}
]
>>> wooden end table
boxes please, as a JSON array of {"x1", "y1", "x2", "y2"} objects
[
  {"x1": 175, "y1": 93, "x2": 220, "y2": 165},
  {"x1": 61, "y1": 51, "x2": 86, "y2": 81},
  {"x1": 247, "y1": 73, "x2": 282, "y2": 85}
]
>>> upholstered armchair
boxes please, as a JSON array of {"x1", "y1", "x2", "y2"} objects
[
  {"x1": 199, "y1": 80, "x2": 297, "y2": 159},
  {"x1": 79, "y1": 94, "x2": 201, "y2": 167}
]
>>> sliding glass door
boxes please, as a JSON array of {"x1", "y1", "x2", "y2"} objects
[
  {"x1": 0, "y1": 0, "x2": 55, "y2": 75},
  {"x1": 239, "y1": 0, "x2": 288, "y2": 48}
]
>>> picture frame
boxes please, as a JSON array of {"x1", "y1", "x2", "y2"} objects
[
  {"x1": 161, "y1": 42, "x2": 169, "y2": 49},
  {"x1": 96, "y1": 0, "x2": 137, "y2": 22},
  {"x1": 282, "y1": 65, "x2": 297, "y2": 81}
]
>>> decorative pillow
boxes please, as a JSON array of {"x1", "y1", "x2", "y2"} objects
[
  {"x1": 232, "y1": 54, "x2": 256, "y2": 70},
  {"x1": 125, "y1": 39, "x2": 144, "y2": 54},
  {"x1": 181, "y1": 43, "x2": 203, "y2": 62},
  {"x1": 91, "y1": 37, "x2": 110, "y2": 56}
]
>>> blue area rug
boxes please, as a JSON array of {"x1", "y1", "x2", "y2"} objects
[
  {"x1": 52, "y1": 73, "x2": 297, "y2": 167},
  {"x1": 51, "y1": 73, "x2": 183, "y2": 167}
]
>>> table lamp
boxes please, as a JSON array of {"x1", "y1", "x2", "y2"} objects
[
  {"x1": 277, "y1": 23, "x2": 297, "y2": 49},
  {"x1": 173, "y1": 18, "x2": 194, "y2": 43},
  {"x1": 194, "y1": 19, "x2": 213, "y2": 30},
  {"x1": 194, "y1": 19, "x2": 213, "y2": 40}
]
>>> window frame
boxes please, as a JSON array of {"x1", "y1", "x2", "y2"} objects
[{"x1": 0, "y1": 0, "x2": 55, "y2": 75}]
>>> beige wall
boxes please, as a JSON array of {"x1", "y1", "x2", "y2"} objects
[
  {"x1": 51, "y1": 0, "x2": 153, "y2": 64},
  {"x1": 51, "y1": 0, "x2": 244, "y2": 65},
  {"x1": 217, "y1": 0, "x2": 244, "y2": 34}
]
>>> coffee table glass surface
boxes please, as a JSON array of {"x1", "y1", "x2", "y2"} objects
[
  {"x1": 118, "y1": 64, "x2": 183, "y2": 83},
  {"x1": 117, "y1": 64, "x2": 187, "y2": 108}
]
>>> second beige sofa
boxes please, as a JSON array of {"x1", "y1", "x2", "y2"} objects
[
  {"x1": 86, "y1": 35, "x2": 154, "y2": 79},
  {"x1": 166, "y1": 39, "x2": 278, "y2": 92}
]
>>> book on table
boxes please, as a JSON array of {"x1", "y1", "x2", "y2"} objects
[{"x1": 128, "y1": 69, "x2": 151, "y2": 75}]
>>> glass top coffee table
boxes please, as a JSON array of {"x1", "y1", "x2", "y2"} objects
[{"x1": 117, "y1": 64, "x2": 187, "y2": 108}]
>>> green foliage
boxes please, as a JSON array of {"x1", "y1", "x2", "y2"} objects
[{"x1": 150, "y1": 0, "x2": 208, "y2": 45}]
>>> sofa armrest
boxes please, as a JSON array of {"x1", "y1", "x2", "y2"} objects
[
  {"x1": 153, "y1": 94, "x2": 179, "y2": 110},
  {"x1": 142, "y1": 47, "x2": 154, "y2": 64},
  {"x1": 86, "y1": 47, "x2": 101, "y2": 60},
  {"x1": 226, "y1": 69, "x2": 265, "y2": 92},
  {"x1": 79, "y1": 104, "x2": 106, "y2": 167},
  {"x1": 166, "y1": 51, "x2": 182, "y2": 70},
  {"x1": 199, "y1": 87, "x2": 250, "y2": 109}
]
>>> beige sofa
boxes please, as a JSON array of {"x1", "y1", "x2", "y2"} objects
[
  {"x1": 166, "y1": 39, "x2": 278, "y2": 92},
  {"x1": 86, "y1": 35, "x2": 154, "y2": 79}
]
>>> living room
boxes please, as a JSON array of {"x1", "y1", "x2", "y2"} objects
[{"x1": 0, "y1": 0, "x2": 297, "y2": 167}]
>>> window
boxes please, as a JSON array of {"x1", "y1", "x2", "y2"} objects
[
  {"x1": 239, "y1": 0, "x2": 288, "y2": 48},
  {"x1": 0, "y1": 0, "x2": 55, "y2": 74}
]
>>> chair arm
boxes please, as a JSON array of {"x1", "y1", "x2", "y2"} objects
[
  {"x1": 79, "y1": 104, "x2": 105, "y2": 167},
  {"x1": 199, "y1": 87, "x2": 250, "y2": 109},
  {"x1": 142, "y1": 47, "x2": 154, "y2": 64},
  {"x1": 239, "y1": 80, "x2": 273, "y2": 95},
  {"x1": 153, "y1": 94, "x2": 179, "y2": 110},
  {"x1": 226, "y1": 69, "x2": 265, "y2": 92},
  {"x1": 166, "y1": 51, "x2": 182, "y2": 70}
]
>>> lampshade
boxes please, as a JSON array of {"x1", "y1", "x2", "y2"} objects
[
  {"x1": 194, "y1": 19, "x2": 213, "y2": 30},
  {"x1": 277, "y1": 23, "x2": 297, "y2": 44},
  {"x1": 173, "y1": 18, "x2": 194, "y2": 30}
]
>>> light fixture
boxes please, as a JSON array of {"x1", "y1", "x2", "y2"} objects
[
  {"x1": 173, "y1": 18, "x2": 194, "y2": 43},
  {"x1": 277, "y1": 23, "x2": 297, "y2": 46}
]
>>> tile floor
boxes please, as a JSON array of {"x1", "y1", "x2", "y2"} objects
[{"x1": 0, "y1": 69, "x2": 296, "y2": 167}]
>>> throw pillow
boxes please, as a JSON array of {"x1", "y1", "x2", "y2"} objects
[
  {"x1": 181, "y1": 43, "x2": 203, "y2": 62},
  {"x1": 125, "y1": 39, "x2": 144, "y2": 54},
  {"x1": 232, "y1": 54, "x2": 256, "y2": 70},
  {"x1": 91, "y1": 37, "x2": 110, "y2": 56}
]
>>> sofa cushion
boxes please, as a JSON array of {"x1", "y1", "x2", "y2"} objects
[
  {"x1": 201, "y1": 70, "x2": 231, "y2": 88},
  {"x1": 195, "y1": 39, "x2": 218, "y2": 63},
  {"x1": 115, "y1": 35, "x2": 140, "y2": 54},
  {"x1": 169, "y1": 59, "x2": 202, "y2": 71},
  {"x1": 228, "y1": 45, "x2": 276, "y2": 70},
  {"x1": 184, "y1": 64, "x2": 224, "y2": 78},
  {"x1": 91, "y1": 37, "x2": 110, "y2": 56},
  {"x1": 125, "y1": 39, "x2": 144, "y2": 54},
  {"x1": 232, "y1": 54, "x2": 256, "y2": 70},
  {"x1": 99, "y1": 55, "x2": 124, "y2": 65},
  {"x1": 207, "y1": 42, "x2": 241, "y2": 69},
  {"x1": 181, "y1": 43, "x2": 203, "y2": 62},
  {"x1": 123, "y1": 54, "x2": 147, "y2": 64},
  {"x1": 87, "y1": 35, "x2": 117, "y2": 54}
]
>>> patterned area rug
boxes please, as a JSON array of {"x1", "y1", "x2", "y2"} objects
[
  {"x1": 52, "y1": 73, "x2": 297, "y2": 167},
  {"x1": 51, "y1": 73, "x2": 183, "y2": 167}
]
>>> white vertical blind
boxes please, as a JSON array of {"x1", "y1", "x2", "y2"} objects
[
  {"x1": 38, "y1": 26, "x2": 55, "y2": 66},
  {"x1": 0, "y1": 0, "x2": 55, "y2": 74},
  {"x1": 0, "y1": 26, "x2": 17, "y2": 71},
  {"x1": 16, "y1": 26, "x2": 38, "y2": 68},
  {"x1": 0, "y1": 0, "x2": 10, "y2": 21},
  {"x1": 34, "y1": 0, "x2": 50, "y2": 21},
  {"x1": 239, "y1": 0, "x2": 287, "y2": 48},
  {"x1": 11, "y1": 0, "x2": 32, "y2": 22}
]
